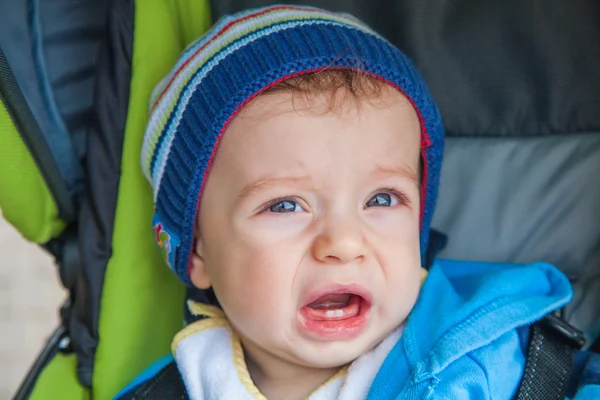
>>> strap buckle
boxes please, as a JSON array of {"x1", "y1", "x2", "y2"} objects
[{"x1": 540, "y1": 313, "x2": 586, "y2": 350}]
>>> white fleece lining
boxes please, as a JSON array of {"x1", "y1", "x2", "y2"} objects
[{"x1": 173, "y1": 320, "x2": 403, "y2": 400}]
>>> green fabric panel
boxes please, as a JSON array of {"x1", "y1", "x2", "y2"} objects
[
  {"x1": 0, "y1": 99, "x2": 65, "y2": 243},
  {"x1": 93, "y1": 1, "x2": 212, "y2": 399},
  {"x1": 174, "y1": 0, "x2": 218, "y2": 44},
  {"x1": 29, "y1": 353, "x2": 90, "y2": 400}
]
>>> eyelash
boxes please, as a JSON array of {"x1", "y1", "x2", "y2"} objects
[
  {"x1": 258, "y1": 196, "x2": 304, "y2": 213},
  {"x1": 375, "y1": 188, "x2": 411, "y2": 208},
  {"x1": 257, "y1": 188, "x2": 410, "y2": 213}
]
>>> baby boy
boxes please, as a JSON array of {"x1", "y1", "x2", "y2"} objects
[{"x1": 131, "y1": 5, "x2": 576, "y2": 400}]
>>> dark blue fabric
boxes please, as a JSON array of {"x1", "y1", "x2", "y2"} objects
[
  {"x1": 28, "y1": 0, "x2": 85, "y2": 203},
  {"x1": 579, "y1": 353, "x2": 600, "y2": 386},
  {"x1": 0, "y1": 0, "x2": 87, "y2": 211},
  {"x1": 571, "y1": 352, "x2": 600, "y2": 398}
]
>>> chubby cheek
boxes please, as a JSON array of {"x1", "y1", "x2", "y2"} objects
[
  {"x1": 374, "y1": 253, "x2": 420, "y2": 335},
  {"x1": 374, "y1": 215, "x2": 421, "y2": 323},
  {"x1": 209, "y1": 234, "x2": 302, "y2": 336},
  {"x1": 387, "y1": 260, "x2": 421, "y2": 318}
]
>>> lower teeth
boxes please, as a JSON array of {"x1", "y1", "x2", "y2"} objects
[{"x1": 325, "y1": 309, "x2": 344, "y2": 318}]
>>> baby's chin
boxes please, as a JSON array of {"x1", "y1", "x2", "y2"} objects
[{"x1": 288, "y1": 330, "x2": 393, "y2": 368}]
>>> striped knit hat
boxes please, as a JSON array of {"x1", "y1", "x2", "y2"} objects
[{"x1": 142, "y1": 5, "x2": 444, "y2": 285}]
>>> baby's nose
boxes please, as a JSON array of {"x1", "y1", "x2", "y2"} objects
[{"x1": 311, "y1": 217, "x2": 367, "y2": 264}]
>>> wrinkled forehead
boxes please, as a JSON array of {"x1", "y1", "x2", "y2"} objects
[{"x1": 209, "y1": 87, "x2": 422, "y2": 185}]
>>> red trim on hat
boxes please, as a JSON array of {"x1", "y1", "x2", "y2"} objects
[{"x1": 186, "y1": 68, "x2": 432, "y2": 276}]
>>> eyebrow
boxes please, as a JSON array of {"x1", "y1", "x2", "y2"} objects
[
  {"x1": 236, "y1": 175, "x2": 313, "y2": 203},
  {"x1": 372, "y1": 164, "x2": 420, "y2": 188},
  {"x1": 237, "y1": 165, "x2": 419, "y2": 202}
]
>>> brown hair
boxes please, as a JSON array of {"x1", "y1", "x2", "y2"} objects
[{"x1": 263, "y1": 68, "x2": 390, "y2": 113}]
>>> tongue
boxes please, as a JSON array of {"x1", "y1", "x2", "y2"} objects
[
  {"x1": 302, "y1": 294, "x2": 361, "y2": 321},
  {"x1": 308, "y1": 294, "x2": 352, "y2": 309}
]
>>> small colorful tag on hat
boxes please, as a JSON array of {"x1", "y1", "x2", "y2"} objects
[{"x1": 152, "y1": 215, "x2": 180, "y2": 272}]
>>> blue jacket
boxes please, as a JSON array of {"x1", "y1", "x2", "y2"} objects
[{"x1": 367, "y1": 259, "x2": 600, "y2": 399}]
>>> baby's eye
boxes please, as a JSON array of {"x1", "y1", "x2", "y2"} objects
[
  {"x1": 268, "y1": 199, "x2": 302, "y2": 213},
  {"x1": 366, "y1": 192, "x2": 398, "y2": 208}
]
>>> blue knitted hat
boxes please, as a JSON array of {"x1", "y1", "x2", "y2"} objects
[{"x1": 142, "y1": 5, "x2": 444, "y2": 285}]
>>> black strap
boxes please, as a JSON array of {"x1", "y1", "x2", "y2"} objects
[
  {"x1": 515, "y1": 314, "x2": 585, "y2": 400},
  {"x1": 424, "y1": 228, "x2": 448, "y2": 270},
  {"x1": 119, "y1": 361, "x2": 189, "y2": 400},
  {"x1": 589, "y1": 330, "x2": 600, "y2": 354}
]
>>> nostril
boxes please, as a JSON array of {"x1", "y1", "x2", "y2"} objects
[{"x1": 322, "y1": 253, "x2": 365, "y2": 264}]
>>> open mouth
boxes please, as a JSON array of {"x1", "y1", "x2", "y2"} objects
[
  {"x1": 298, "y1": 288, "x2": 371, "y2": 340},
  {"x1": 304, "y1": 293, "x2": 362, "y2": 321}
]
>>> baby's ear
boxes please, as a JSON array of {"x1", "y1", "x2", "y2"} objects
[{"x1": 190, "y1": 239, "x2": 212, "y2": 289}]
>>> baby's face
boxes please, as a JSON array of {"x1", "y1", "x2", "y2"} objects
[{"x1": 192, "y1": 87, "x2": 422, "y2": 369}]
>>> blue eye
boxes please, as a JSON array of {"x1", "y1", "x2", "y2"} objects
[
  {"x1": 269, "y1": 200, "x2": 301, "y2": 213},
  {"x1": 366, "y1": 193, "x2": 397, "y2": 208}
]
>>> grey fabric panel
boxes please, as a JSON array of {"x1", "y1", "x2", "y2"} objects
[{"x1": 432, "y1": 134, "x2": 600, "y2": 341}]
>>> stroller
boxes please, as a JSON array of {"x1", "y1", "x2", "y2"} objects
[{"x1": 1, "y1": 0, "x2": 599, "y2": 398}]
